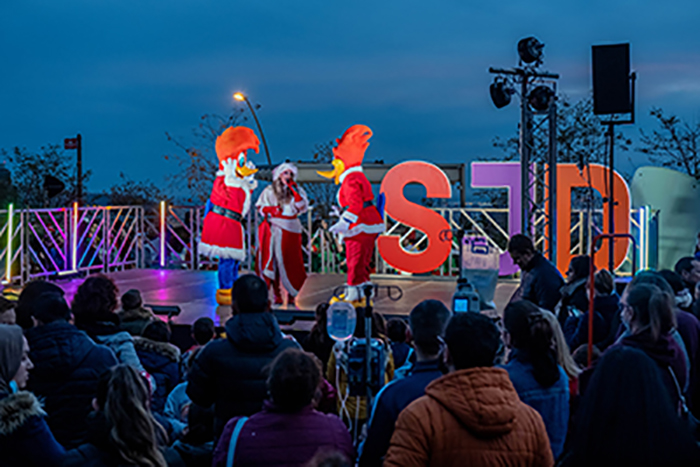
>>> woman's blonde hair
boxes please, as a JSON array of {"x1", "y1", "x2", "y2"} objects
[
  {"x1": 98, "y1": 365, "x2": 167, "y2": 467},
  {"x1": 541, "y1": 309, "x2": 582, "y2": 379}
]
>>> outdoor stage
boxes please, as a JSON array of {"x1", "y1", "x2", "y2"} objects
[{"x1": 52, "y1": 269, "x2": 519, "y2": 328}]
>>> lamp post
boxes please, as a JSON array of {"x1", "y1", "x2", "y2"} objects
[{"x1": 233, "y1": 92, "x2": 271, "y2": 165}]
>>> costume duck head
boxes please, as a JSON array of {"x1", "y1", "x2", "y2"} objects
[
  {"x1": 317, "y1": 124, "x2": 372, "y2": 185},
  {"x1": 215, "y1": 126, "x2": 260, "y2": 179}
]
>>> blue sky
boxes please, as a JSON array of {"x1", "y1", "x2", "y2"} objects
[{"x1": 1, "y1": 0, "x2": 699, "y2": 193}]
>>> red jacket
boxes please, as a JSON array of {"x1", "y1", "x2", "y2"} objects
[
  {"x1": 337, "y1": 168, "x2": 384, "y2": 238},
  {"x1": 200, "y1": 176, "x2": 253, "y2": 261}
]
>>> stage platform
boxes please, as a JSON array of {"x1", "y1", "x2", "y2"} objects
[{"x1": 52, "y1": 269, "x2": 519, "y2": 328}]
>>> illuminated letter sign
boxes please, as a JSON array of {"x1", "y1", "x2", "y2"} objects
[{"x1": 378, "y1": 161, "x2": 452, "y2": 274}]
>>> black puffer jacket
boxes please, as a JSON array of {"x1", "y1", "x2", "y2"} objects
[
  {"x1": 520, "y1": 252, "x2": 565, "y2": 312},
  {"x1": 25, "y1": 320, "x2": 118, "y2": 449},
  {"x1": 186, "y1": 312, "x2": 299, "y2": 437},
  {"x1": 134, "y1": 337, "x2": 181, "y2": 414}
]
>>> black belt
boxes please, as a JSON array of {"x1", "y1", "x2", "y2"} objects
[
  {"x1": 212, "y1": 205, "x2": 242, "y2": 223},
  {"x1": 363, "y1": 200, "x2": 374, "y2": 209}
]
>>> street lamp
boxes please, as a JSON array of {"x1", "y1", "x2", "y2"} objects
[{"x1": 233, "y1": 92, "x2": 271, "y2": 165}]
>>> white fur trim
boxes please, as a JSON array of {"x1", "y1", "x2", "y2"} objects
[
  {"x1": 341, "y1": 211, "x2": 358, "y2": 223},
  {"x1": 338, "y1": 165, "x2": 363, "y2": 185},
  {"x1": 270, "y1": 217, "x2": 303, "y2": 233},
  {"x1": 344, "y1": 222, "x2": 386, "y2": 238},
  {"x1": 272, "y1": 162, "x2": 298, "y2": 181},
  {"x1": 0, "y1": 391, "x2": 46, "y2": 436},
  {"x1": 198, "y1": 243, "x2": 246, "y2": 261},
  {"x1": 272, "y1": 226, "x2": 301, "y2": 296}
]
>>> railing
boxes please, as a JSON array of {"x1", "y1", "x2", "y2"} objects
[
  {"x1": 1, "y1": 206, "x2": 144, "y2": 284},
  {"x1": 0, "y1": 204, "x2": 651, "y2": 285}
]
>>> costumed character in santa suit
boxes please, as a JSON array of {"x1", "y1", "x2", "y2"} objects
[
  {"x1": 317, "y1": 124, "x2": 385, "y2": 303},
  {"x1": 255, "y1": 163, "x2": 309, "y2": 307},
  {"x1": 199, "y1": 126, "x2": 259, "y2": 306}
]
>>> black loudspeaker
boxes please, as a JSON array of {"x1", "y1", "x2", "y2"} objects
[{"x1": 592, "y1": 43, "x2": 631, "y2": 115}]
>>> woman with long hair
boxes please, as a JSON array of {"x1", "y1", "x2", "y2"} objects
[
  {"x1": 561, "y1": 346, "x2": 700, "y2": 466},
  {"x1": 63, "y1": 364, "x2": 169, "y2": 466},
  {"x1": 502, "y1": 300, "x2": 569, "y2": 459}
]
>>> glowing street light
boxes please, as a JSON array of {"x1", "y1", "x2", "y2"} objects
[{"x1": 232, "y1": 92, "x2": 272, "y2": 165}]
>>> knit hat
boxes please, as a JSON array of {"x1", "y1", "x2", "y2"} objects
[{"x1": 121, "y1": 289, "x2": 143, "y2": 311}]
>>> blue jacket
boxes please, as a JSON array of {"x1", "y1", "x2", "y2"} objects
[
  {"x1": 0, "y1": 391, "x2": 66, "y2": 467},
  {"x1": 502, "y1": 350, "x2": 569, "y2": 459},
  {"x1": 25, "y1": 320, "x2": 118, "y2": 449},
  {"x1": 134, "y1": 337, "x2": 181, "y2": 414},
  {"x1": 358, "y1": 359, "x2": 443, "y2": 467}
]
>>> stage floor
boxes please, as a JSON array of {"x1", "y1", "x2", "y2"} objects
[{"x1": 52, "y1": 269, "x2": 519, "y2": 327}]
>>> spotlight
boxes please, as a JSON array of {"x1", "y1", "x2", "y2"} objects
[
  {"x1": 527, "y1": 85, "x2": 555, "y2": 112},
  {"x1": 517, "y1": 37, "x2": 544, "y2": 64},
  {"x1": 490, "y1": 78, "x2": 514, "y2": 109}
]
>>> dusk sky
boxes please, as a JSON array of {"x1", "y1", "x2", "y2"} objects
[{"x1": 2, "y1": 0, "x2": 700, "y2": 194}]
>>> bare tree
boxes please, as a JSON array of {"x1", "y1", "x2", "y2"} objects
[
  {"x1": 300, "y1": 141, "x2": 338, "y2": 219},
  {"x1": 164, "y1": 108, "x2": 248, "y2": 204},
  {"x1": 638, "y1": 107, "x2": 700, "y2": 180},
  {"x1": 105, "y1": 172, "x2": 171, "y2": 207}
]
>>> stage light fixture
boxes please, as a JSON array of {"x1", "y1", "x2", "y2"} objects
[
  {"x1": 490, "y1": 78, "x2": 514, "y2": 109},
  {"x1": 517, "y1": 37, "x2": 544, "y2": 64},
  {"x1": 527, "y1": 85, "x2": 555, "y2": 112}
]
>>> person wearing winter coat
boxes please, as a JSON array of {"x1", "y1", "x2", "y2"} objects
[
  {"x1": 508, "y1": 234, "x2": 564, "y2": 312},
  {"x1": 213, "y1": 348, "x2": 353, "y2": 467},
  {"x1": 0, "y1": 324, "x2": 66, "y2": 467},
  {"x1": 25, "y1": 292, "x2": 118, "y2": 449},
  {"x1": 502, "y1": 301, "x2": 569, "y2": 459},
  {"x1": 62, "y1": 365, "x2": 173, "y2": 467},
  {"x1": 556, "y1": 256, "x2": 590, "y2": 327},
  {"x1": 359, "y1": 300, "x2": 452, "y2": 467},
  {"x1": 167, "y1": 403, "x2": 215, "y2": 467},
  {"x1": 72, "y1": 275, "x2": 150, "y2": 376},
  {"x1": 187, "y1": 274, "x2": 299, "y2": 438},
  {"x1": 117, "y1": 289, "x2": 156, "y2": 336},
  {"x1": 134, "y1": 320, "x2": 181, "y2": 413},
  {"x1": 384, "y1": 312, "x2": 553, "y2": 467}
]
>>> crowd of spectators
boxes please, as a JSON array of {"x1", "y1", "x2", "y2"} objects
[{"x1": 2, "y1": 234, "x2": 700, "y2": 466}]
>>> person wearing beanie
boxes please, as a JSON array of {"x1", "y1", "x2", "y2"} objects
[
  {"x1": 255, "y1": 162, "x2": 309, "y2": 307},
  {"x1": 0, "y1": 324, "x2": 66, "y2": 466},
  {"x1": 25, "y1": 292, "x2": 118, "y2": 449},
  {"x1": 118, "y1": 289, "x2": 156, "y2": 336}
]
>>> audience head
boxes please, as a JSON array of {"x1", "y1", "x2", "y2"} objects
[
  {"x1": 141, "y1": 319, "x2": 170, "y2": 342},
  {"x1": 15, "y1": 280, "x2": 64, "y2": 329},
  {"x1": 232, "y1": 274, "x2": 269, "y2": 314},
  {"x1": 72, "y1": 275, "x2": 119, "y2": 327},
  {"x1": 567, "y1": 255, "x2": 591, "y2": 284},
  {"x1": 192, "y1": 317, "x2": 215, "y2": 346},
  {"x1": 593, "y1": 269, "x2": 615, "y2": 296},
  {"x1": 31, "y1": 292, "x2": 71, "y2": 324},
  {"x1": 121, "y1": 289, "x2": 143, "y2": 311},
  {"x1": 386, "y1": 318, "x2": 407, "y2": 344},
  {"x1": 267, "y1": 349, "x2": 321, "y2": 412},
  {"x1": 408, "y1": 299, "x2": 452, "y2": 358},
  {"x1": 503, "y1": 300, "x2": 560, "y2": 387},
  {"x1": 95, "y1": 365, "x2": 166, "y2": 467},
  {"x1": 0, "y1": 297, "x2": 16, "y2": 325},
  {"x1": 658, "y1": 269, "x2": 693, "y2": 309},
  {"x1": 622, "y1": 282, "x2": 675, "y2": 341},
  {"x1": 568, "y1": 346, "x2": 700, "y2": 466},
  {"x1": 0, "y1": 325, "x2": 32, "y2": 393},
  {"x1": 306, "y1": 451, "x2": 352, "y2": 467},
  {"x1": 507, "y1": 234, "x2": 536, "y2": 270},
  {"x1": 675, "y1": 256, "x2": 700, "y2": 289},
  {"x1": 444, "y1": 312, "x2": 500, "y2": 371}
]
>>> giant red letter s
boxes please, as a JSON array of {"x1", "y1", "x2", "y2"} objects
[{"x1": 378, "y1": 161, "x2": 452, "y2": 274}]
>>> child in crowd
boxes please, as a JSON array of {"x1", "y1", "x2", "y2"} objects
[{"x1": 386, "y1": 318, "x2": 411, "y2": 368}]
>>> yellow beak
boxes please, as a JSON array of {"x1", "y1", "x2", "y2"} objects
[
  {"x1": 317, "y1": 159, "x2": 345, "y2": 185},
  {"x1": 236, "y1": 164, "x2": 258, "y2": 178}
]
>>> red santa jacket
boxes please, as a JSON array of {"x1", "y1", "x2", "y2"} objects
[{"x1": 338, "y1": 167, "x2": 384, "y2": 238}]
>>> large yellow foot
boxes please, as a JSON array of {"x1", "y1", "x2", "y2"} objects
[
  {"x1": 329, "y1": 294, "x2": 373, "y2": 308},
  {"x1": 216, "y1": 289, "x2": 232, "y2": 306}
]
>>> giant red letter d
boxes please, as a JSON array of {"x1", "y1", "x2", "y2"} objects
[{"x1": 378, "y1": 161, "x2": 452, "y2": 274}]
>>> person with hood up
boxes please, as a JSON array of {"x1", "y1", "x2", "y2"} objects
[
  {"x1": 25, "y1": 292, "x2": 118, "y2": 449},
  {"x1": 384, "y1": 312, "x2": 553, "y2": 467},
  {"x1": 0, "y1": 324, "x2": 66, "y2": 466},
  {"x1": 186, "y1": 274, "x2": 299, "y2": 438},
  {"x1": 213, "y1": 348, "x2": 353, "y2": 467},
  {"x1": 118, "y1": 289, "x2": 156, "y2": 336},
  {"x1": 134, "y1": 320, "x2": 181, "y2": 413}
]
